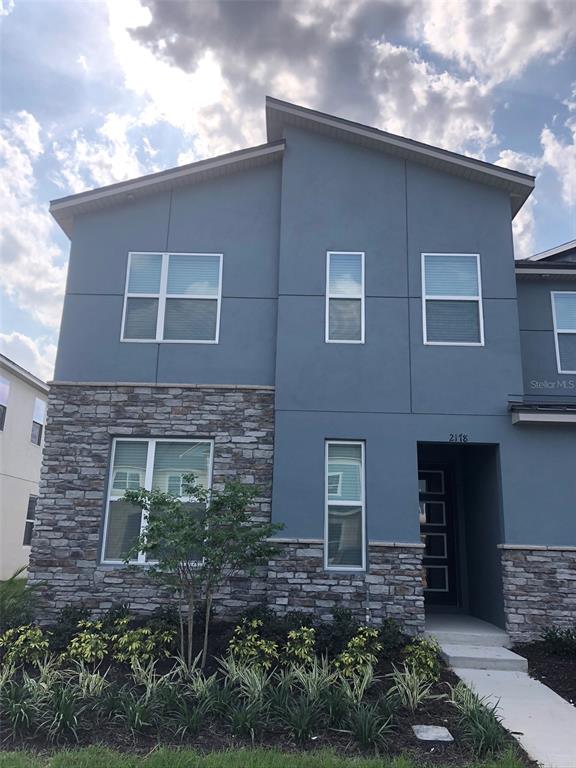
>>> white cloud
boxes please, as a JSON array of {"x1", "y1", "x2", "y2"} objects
[
  {"x1": 370, "y1": 41, "x2": 495, "y2": 156},
  {"x1": 52, "y1": 113, "x2": 146, "y2": 193},
  {"x1": 0, "y1": 331, "x2": 56, "y2": 382},
  {"x1": 413, "y1": 0, "x2": 576, "y2": 84},
  {"x1": 496, "y1": 149, "x2": 543, "y2": 260},
  {"x1": 0, "y1": 0, "x2": 15, "y2": 17},
  {"x1": 0, "y1": 111, "x2": 66, "y2": 329},
  {"x1": 77, "y1": 55, "x2": 88, "y2": 73},
  {"x1": 541, "y1": 120, "x2": 576, "y2": 207}
]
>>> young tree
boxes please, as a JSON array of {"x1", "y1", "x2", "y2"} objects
[{"x1": 123, "y1": 476, "x2": 283, "y2": 668}]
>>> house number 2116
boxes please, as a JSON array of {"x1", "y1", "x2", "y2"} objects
[{"x1": 449, "y1": 433, "x2": 469, "y2": 443}]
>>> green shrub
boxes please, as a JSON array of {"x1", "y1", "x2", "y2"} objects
[
  {"x1": 169, "y1": 693, "x2": 212, "y2": 739},
  {"x1": 285, "y1": 626, "x2": 316, "y2": 666},
  {"x1": 316, "y1": 607, "x2": 358, "y2": 657},
  {"x1": 343, "y1": 702, "x2": 394, "y2": 751},
  {"x1": 281, "y1": 693, "x2": 321, "y2": 744},
  {"x1": 378, "y1": 619, "x2": 405, "y2": 657},
  {"x1": 226, "y1": 698, "x2": 269, "y2": 742},
  {"x1": 111, "y1": 623, "x2": 176, "y2": 664},
  {"x1": 448, "y1": 682, "x2": 508, "y2": 757},
  {"x1": 403, "y1": 635, "x2": 442, "y2": 682},
  {"x1": 0, "y1": 624, "x2": 51, "y2": 665},
  {"x1": 0, "y1": 568, "x2": 40, "y2": 633},
  {"x1": 39, "y1": 680, "x2": 83, "y2": 743},
  {"x1": 292, "y1": 656, "x2": 338, "y2": 702},
  {"x1": 68, "y1": 620, "x2": 110, "y2": 664},
  {"x1": 336, "y1": 626, "x2": 382, "y2": 676},
  {"x1": 387, "y1": 663, "x2": 436, "y2": 713},
  {"x1": 541, "y1": 626, "x2": 576, "y2": 657},
  {"x1": 228, "y1": 618, "x2": 279, "y2": 669},
  {"x1": 49, "y1": 605, "x2": 91, "y2": 653},
  {"x1": 1, "y1": 680, "x2": 37, "y2": 735}
]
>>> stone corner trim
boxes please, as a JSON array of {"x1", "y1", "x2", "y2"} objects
[{"x1": 500, "y1": 546, "x2": 576, "y2": 642}]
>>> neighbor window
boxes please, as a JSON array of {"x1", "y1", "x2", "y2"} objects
[
  {"x1": 30, "y1": 397, "x2": 46, "y2": 445},
  {"x1": 326, "y1": 252, "x2": 364, "y2": 342},
  {"x1": 325, "y1": 441, "x2": 365, "y2": 570},
  {"x1": 422, "y1": 253, "x2": 484, "y2": 345},
  {"x1": 551, "y1": 292, "x2": 576, "y2": 374},
  {"x1": 0, "y1": 376, "x2": 9, "y2": 431},
  {"x1": 122, "y1": 252, "x2": 222, "y2": 343},
  {"x1": 23, "y1": 495, "x2": 37, "y2": 546},
  {"x1": 102, "y1": 438, "x2": 213, "y2": 563}
]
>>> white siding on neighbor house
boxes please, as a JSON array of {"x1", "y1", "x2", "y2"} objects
[{"x1": 0, "y1": 360, "x2": 48, "y2": 580}]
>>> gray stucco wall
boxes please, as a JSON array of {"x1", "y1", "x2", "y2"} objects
[
  {"x1": 517, "y1": 277, "x2": 576, "y2": 399},
  {"x1": 55, "y1": 162, "x2": 282, "y2": 385}
]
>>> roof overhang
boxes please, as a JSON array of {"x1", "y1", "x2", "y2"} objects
[
  {"x1": 265, "y1": 97, "x2": 534, "y2": 219},
  {"x1": 0, "y1": 354, "x2": 49, "y2": 394},
  {"x1": 515, "y1": 262, "x2": 576, "y2": 278},
  {"x1": 525, "y1": 239, "x2": 576, "y2": 261},
  {"x1": 50, "y1": 140, "x2": 286, "y2": 238},
  {"x1": 509, "y1": 397, "x2": 576, "y2": 424}
]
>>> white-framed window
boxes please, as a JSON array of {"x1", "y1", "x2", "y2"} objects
[
  {"x1": 30, "y1": 397, "x2": 46, "y2": 446},
  {"x1": 325, "y1": 252, "x2": 365, "y2": 343},
  {"x1": 23, "y1": 495, "x2": 37, "y2": 546},
  {"x1": 551, "y1": 292, "x2": 576, "y2": 374},
  {"x1": 102, "y1": 438, "x2": 213, "y2": 564},
  {"x1": 421, "y1": 253, "x2": 484, "y2": 346},
  {"x1": 325, "y1": 440, "x2": 366, "y2": 571},
  {"x1": 0, "y1": 375, "x2": 9, "y2": 431},
  {"x1": 121, "y1": 252, "x2": 223, "y2": 343}
]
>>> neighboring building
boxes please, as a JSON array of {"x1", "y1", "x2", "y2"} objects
[
  {"x1": 28, "y1": 99, "x2": 575, "y2": 640},
  {"x1": 0, "y1": 354, "x2": 48, "y2": 580}
]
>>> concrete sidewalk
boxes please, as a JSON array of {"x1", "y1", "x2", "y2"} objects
[{"x1": 454, "y1": 667, "x2": 576, "y2": 768}]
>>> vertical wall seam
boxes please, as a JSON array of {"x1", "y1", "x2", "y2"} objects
[{"x1": 404, "y1": 160, "x2": 413, "y2": 414}]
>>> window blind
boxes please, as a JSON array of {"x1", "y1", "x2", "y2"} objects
[
  {"x1": 167, "y1": 255, "x2": 220, "y2": 296},
  {"x1": 128, "y1": 253, "x2": 162, "y2": 294}
]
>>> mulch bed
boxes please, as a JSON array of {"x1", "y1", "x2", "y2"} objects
[
  {"x1": 514, "y1": 643, "x2": 576, "y2": 706},
  {"x1": 0, "y1": 657, "x2": 536, "y2": 766}
]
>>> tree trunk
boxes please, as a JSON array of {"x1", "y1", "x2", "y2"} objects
[
  {"x1": 201, "y1": 588, "x2": 213, "y2": 670},
  {"x1": 178, "y1": 587, "x2": 185, "y2": 660},
  {"x1": 187, "y1": 588, "x2": 195, "y2": 668}
]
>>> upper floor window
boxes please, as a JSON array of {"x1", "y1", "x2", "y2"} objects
[
  {"x1": 23, "y1": 495, "x2": 37, "y2": 546},
  {"x1": 551, "y1": 292, "x2": 576, "y2": 374},
  {"x1": 0, "y1": 376, "x2": 9, "y2": 431},
  {"x1": 103, "y1": 438, "x2": 213, "y2": 564},
  {"x1": 325, "y1": 440, "x2": 365, "y2": 571},
  {"x1": 326, "y1": 252, "x2": 365, "y2": 343},
  {"x1": 422, "y1": 253, "x2": 484, "y2": 346},
  {"x1": 122, "y1": 252, "x2": 223, "y2": 343},
  {"x1": 31, "y1": 397, "x2": 46, "y2": 445}
]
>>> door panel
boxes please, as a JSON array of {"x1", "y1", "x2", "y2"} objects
[{"x1": 419, "y1": 466, "x2": 458, "y2": 606}]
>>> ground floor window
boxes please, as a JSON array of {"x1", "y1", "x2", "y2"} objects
[
  {"x1": 23, "y1": 495, "x2": 37, "y2": 546},
  {"x1": 102, "y1": 438, "x2": 213, "y2": 564},
  {"x1": 325, "y1": 440, "x2": 365, "y2": 571}
]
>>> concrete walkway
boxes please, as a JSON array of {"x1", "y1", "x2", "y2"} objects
[
  {"x1": 455, "y1": 667, "x2": 576, "y2": 768},
  {"x1": 427, "y1": 614, "x2": 576, "y2": 768}
]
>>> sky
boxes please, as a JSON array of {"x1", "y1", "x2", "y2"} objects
[{"x1": 1, "y1": 0, "x2": 575, "y2": 381}]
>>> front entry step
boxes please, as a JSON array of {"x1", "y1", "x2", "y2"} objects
[
  {"x1": 440, "y1": 644, "x2": 528, "y2": 672},
  {"x1": 425, "y1": 614, "x2": 511, "y2": 649}
]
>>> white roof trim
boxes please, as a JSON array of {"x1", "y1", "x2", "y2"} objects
[
  {"x1": 526, "y1": 239, "x2": 576, "y2": 261},
  {"x1": 50, "y1": 141, "x2": 285, "y2": 238},
  {"x1": 0, "y1": 354, "x2": 49, "y2": 394},
  {"x1": 265, "y1": 97, "x2": 534, "y2": 218},
  {"x1": 512, "y1": 411, "x2": 576, "y2": 424},
  {"x1": 515, "y1": 267, "x2": 576, "y2": 276}
]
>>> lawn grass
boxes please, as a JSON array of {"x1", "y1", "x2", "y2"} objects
[{"x1": 0, "y1": 747, "x2": 526, "y2": 768}]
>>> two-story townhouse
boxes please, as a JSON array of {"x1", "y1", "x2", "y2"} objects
[
  {"x1": 0, "y1": 354, "x2": 48, "y2": 579},
  {"x1": 28, "y1": 99, "x2": 576, "y2": 641}
]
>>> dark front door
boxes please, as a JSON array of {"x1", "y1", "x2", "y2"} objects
[{"x1": 419, "y1": 465, "x2": 458, "y2": 606}]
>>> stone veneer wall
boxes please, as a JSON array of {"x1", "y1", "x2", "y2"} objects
[
  {"x1": 28, "y1": 382, "x2": 425, "y2": 633},
  {"x1": 27, "y1": 383, "x2": 275, "y2": 619},
  {"x1": 267, "y1": 541, "x2": 425, "y2": 635},
  {"x1": 500, "y1": 546, "x2": 576, "y2": 642}
]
